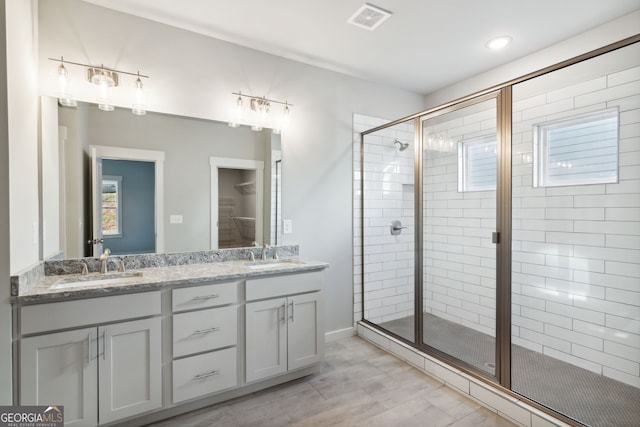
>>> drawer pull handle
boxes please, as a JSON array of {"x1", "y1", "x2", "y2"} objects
[
  {"x1": 192, "y1": 327, "x2": 220, "y2": 335},
  {"x1": 193, "y1": 294, "x2": 220, "y2": 301},
  {"x1": 193, "y1": 370, "x2": 220, "y2": 380}
]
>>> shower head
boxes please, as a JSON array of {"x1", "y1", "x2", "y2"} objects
[{"x1": 394, "y1": 139, "x2": 409, "y2": 151}]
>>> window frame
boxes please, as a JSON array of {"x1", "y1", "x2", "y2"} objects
[
  {"x1": 533, "y1": 108, "x2": 619, "y2": 188},
  {"x1": 457, "y1": 134, "x2": 497, "y2": 192},
  {"x1": 101, "y1": 175, "x2": 123, "y2": 237}
]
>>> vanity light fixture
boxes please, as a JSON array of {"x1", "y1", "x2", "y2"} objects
[
  {"x1": 230, "y1": 92, "x2": 293, "y2": 132},
  {"x1": 49, "y1": 57, "x2": 149, "y2": 114}
]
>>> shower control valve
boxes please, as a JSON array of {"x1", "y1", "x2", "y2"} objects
[{"x1": 390, "y1": 220, "x2": 408, "y2": 235}]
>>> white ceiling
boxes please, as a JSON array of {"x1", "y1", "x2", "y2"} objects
[{"x1": 81, "y1": 0, "x2": 640, "y2": 94}]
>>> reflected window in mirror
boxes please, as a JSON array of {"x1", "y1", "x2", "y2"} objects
[{"x1": 102, "y1": 176, "x2": 122, "y2": 237}]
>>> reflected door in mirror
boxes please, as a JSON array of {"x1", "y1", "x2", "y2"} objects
[{"x1": 218, "y1": 168, "x2": 257, "y2": 248}]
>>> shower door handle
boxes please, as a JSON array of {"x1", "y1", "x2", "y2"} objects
[{"x1": 492, "y1": 232, "x2": 500, "y2": 244}]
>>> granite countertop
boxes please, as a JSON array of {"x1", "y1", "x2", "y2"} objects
[{"x1": 17, "y1": 258, "x2": 329, "y2": 304}]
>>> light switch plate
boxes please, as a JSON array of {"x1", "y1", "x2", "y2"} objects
[
  {"x1": 283, "y1": 219, "x2": 293, "y2": 234},
  {"x1": 170, "y1": 215, "x2": 183, "y2": 224}
]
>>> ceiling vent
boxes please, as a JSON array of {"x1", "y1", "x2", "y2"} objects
[{"x1": 347, "y1": 3, "x2": 392, "y2": 31}]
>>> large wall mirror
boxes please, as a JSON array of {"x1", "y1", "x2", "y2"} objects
[{"x1": 41, "y1": 97, "x2": 283, "y2": 259}]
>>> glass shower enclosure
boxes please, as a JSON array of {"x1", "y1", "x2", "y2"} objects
[{"x1": 359, "y1": 39, "x2": 640, "y2": 427}]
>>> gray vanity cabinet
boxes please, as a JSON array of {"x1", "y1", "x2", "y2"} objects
[
  {"x1": 16, "y1": 265, "x2": 327, "y2": 426},
  {"x1": 245, "y1": 272, "x2": 324, "y2": 383},
  {"x1": 19, "y1": 292, "x2": 162, "y2": 426}
]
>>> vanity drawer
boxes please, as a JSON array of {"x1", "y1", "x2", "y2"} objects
[
  {"x1": 172, "y1": 282, "x2": 237, "y2": 312},
  {"x1": 173, "y1": 305, "x2": 237, "y2": 357},
  {"x1": 172, "y1": 347, "x2": 237, "y2": 403},
  {"x1": 246, "y1": 271, "x2": 322, "y2": 301},
  {"x1": 20, "y1": 292, "x2": 161, "y2": 335}
]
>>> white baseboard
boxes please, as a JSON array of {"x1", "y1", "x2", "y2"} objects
[{"x1": 325, "y1": 327, "x2": 355, "y2": 342}]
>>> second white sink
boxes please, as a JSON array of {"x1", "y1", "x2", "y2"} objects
[
  {"x1": 50, "y1": 272, "x2": 143, "y2": 290},
  {"x1": 245, "y1": 260, "x2": 304, "y2": 270}
]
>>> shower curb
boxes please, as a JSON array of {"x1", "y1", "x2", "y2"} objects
[{"x1": 357, "y1": 321, "x2": 573, "y2": 427}]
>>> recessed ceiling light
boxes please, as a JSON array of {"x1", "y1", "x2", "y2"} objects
[
  {"x1": 348, "y1": 3, "x2": 392, "y2": 31},
  {"x1": 486, "y1": 36, "x2": 512, "y2": 50}
]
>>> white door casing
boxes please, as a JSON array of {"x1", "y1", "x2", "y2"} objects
[
  {"x1": 210, "y1": 157, "x2": 264, "y2": 249},
  {"x1": 90, "y1": 145, "x2": 164, "y2": 256}
]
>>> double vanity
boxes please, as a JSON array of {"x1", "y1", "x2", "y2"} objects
[{"x1": 11, "y1": 245, "x2": 328, "y2": 427}]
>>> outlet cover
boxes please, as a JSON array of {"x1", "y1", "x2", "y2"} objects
[
  {"x1": 170, "y1": 215, "x2": 183, "y2": 224},
  {"x1": 283, "y1": 219, "x2": 293, "y2": 234}
]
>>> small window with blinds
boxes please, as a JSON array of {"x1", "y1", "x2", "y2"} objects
[
  {"x1": 534, "y1": 108, "x2": 619, "y2": 187},
  {"x1": 102, "y1": 176, "x2": 122, "y2": 236},
  {"x1": 458, "y1": 135, "x2": 497, "y2": 192}
]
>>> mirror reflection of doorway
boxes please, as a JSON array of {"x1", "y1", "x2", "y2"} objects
[
  {"x1": 218, "y1": 168, "x2": 257, "y2": 248},
  {"x1": 210, "y1": 157, "x2": 264, "y2": 250},
  {"x1": 90, "y1": 145, "x2": 165, "y2": 257},
  {"x1": 101, "y1": 159, "x2": 155, "y2": 255}
]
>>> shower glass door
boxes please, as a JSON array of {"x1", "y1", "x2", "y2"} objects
[
  {"x1": 421, "y1": 96, "x2": 498, "y2": 375},
  {"x1": 361, "y1": 118, "x2": 416, "y2": 343}
]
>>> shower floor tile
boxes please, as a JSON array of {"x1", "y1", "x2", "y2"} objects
[{"x1": 379, "y1": 314, "x2": 640, "y2": 427}]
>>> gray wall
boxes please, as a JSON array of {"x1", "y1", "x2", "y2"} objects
[
  {"x1": 102, "y1": 159, "x2": 155, "y2": 255},
  {"x1": 0, "y1": 0, "x2": 13, "y2": 404}
]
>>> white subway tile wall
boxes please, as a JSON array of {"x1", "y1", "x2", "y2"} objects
[
  {"x1": 511, "y1": 46, "x2": 640, "y2": 387},
  {"x1": 353, "y1": 114, "x2": 415, "y2": 328}
]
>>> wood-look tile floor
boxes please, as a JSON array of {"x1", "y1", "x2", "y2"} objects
[{"x1": 147, "y1": 336, "x2": 515, "y2": 427}]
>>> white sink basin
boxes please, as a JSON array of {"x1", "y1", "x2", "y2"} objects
[
  {"x1": 245, "y1": 260, "x2": 304, "y2": 270},
  {"x1": 50, "y1": 272, "x2": 143, "y2": 290}
]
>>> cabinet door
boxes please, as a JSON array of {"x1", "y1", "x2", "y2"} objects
[
  {"x1": 287, "y1": 292, "x2": 324, "y2": 370},
  {"x1": 98, "y1": 317, "x2": 162, "y2": 424},
  {"x1": 20, "y1": 328, "x2": 98, "y2": 427},
  {"x1": 245, "y1": 298, "x2": 287, "y2": 382}
]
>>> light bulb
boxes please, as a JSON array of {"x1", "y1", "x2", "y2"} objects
[
  {"x1": 282, "y1": 102, "x2": 291, "y2": 129},
  {"x1": 97, "y1": 81, "x2": 114, "y2": 112},
  {"x1": 132, "y1": 74, "x2": 146, "y2": 116},
  {"x1": 56, "y1": 59, "x2": 77, "y2": 107}
]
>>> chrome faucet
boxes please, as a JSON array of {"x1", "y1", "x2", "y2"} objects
[
  {"x1": 261, "y1": 244, "x2": 270, "y2": 261},
  {"x1": 100, "y1": 249, "x2": 111, "y2": 274},
  {"x1": 247, "y1": 250, "x2": 256, "y2": 262},
  {"x1": 79, "y1": 261, "x2": 89, "y2": 275}
]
